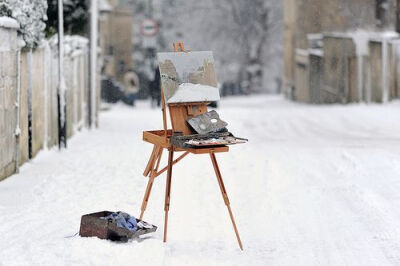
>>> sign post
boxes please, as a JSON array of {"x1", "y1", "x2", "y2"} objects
[
  {"x1": 141, "y1": 18, "x2": 158, "y2": 49},
  {"x1": 58, "y1": 0, "x2": 67, "y2": 148},
  {"x1": 89, "y1": 0, "x2": 98, "y2": 128}
]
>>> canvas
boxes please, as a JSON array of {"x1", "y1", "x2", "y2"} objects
[{"x1": 157, "y1": 51, "x2": 220, "y2": 103}]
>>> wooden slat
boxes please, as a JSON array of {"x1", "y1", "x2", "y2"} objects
[
  {"x1": 186, "y1": 146, "x2": 229, "y2": 154},
  {"x1": 143, "y1": 131, "x2": 170, "y2": 148},
  {"x1": 143, "y1": 145, "x2": 158, "y2": 177},
  {"x1": 168, "y1": 104, "x2": 208, "y2": 135},
  {"x1": 161, "y1": 89, "x2": 168, "y2": 137}
]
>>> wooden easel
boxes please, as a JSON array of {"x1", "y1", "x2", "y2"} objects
[{"x1": 139, "y1": 42, "x2": 243, "y2": 250}]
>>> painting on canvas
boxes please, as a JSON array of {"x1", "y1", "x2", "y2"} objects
[{"x1": 157, "y1": 51, "x2": 220, "y2": 103}]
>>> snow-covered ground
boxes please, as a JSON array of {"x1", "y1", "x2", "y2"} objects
[{"x1": 1, "y1": 95, "x2": 400, "y2": 266}]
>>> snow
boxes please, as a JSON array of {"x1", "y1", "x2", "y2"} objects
[
  {"x1": 64, "y1": 35, "x2": 89, "y2": 55},
  {"x1": 1, "y1": 95, "x2": 400, "y2": 265},
  {"x1": 99, "y1": 0, "x2": 112, "y2": 12},
  {"x1": 167, "y1": 83, "x2": 220, "y2": 103},
  {"x1": 1, "y1": 0, "x2": 48, "y2": 47},
  {"x1": 352, "y1": 30, "x2": 370, "y2": 56},
  {"x1": 0, "y1": 16, "x2": 19, "y2": 29},
  {"x1": 308, "y1": 49, "x2": 323, "y2": 57},
  {"x1": 295, "y1": 48, "x2": 309, "y2": 57},
  {"x1": 325, "y1": 31, "x2": 399, "y2": 42}
]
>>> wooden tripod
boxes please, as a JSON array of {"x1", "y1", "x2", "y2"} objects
[{"x1": 139, "y1": 43, "x2": 243, "y2": 250}]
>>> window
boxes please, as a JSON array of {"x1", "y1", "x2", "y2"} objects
[{"x1": 376, "y1": 0, "x2": 389, "y2": 27}]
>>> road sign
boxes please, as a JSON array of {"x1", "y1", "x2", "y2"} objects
[{"x1": 140, "y1": 19, "x2": 158, "y2": 37}]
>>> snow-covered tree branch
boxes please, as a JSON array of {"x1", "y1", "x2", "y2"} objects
[
  {"x1": 0, "y1": 0, "x2": 48, "y2": 48},
  {"x1": 161, "y1": 0, "x2": 283, "y2": 93}
]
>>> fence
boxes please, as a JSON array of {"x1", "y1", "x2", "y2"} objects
[{"x1": 0, "y1": 22, "x2": 98, "y2": 181}]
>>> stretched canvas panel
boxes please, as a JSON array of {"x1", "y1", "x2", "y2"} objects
[{"x1": 157, "y1": 51, "x2": 220, "y2": 103}]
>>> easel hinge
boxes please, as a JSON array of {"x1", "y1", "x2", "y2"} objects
[{"x1": 173, "y1": 42, "x2": 185, "y2": 52}]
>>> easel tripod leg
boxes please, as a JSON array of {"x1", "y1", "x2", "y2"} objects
[
  {"x1": 143, "y1": 145, "x2": 158, "y2": 177},
  {"x1": 163, "y1": 148, "x2": 174, "y2": 242},
  {"x1": 210, "y1": 152, "x2": 243, "y2": 250},
  {"x1": 140, "y1": 146, "x2": 163, "y2": 220}
]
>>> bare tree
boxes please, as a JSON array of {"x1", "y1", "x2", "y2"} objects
[{"x1": 162, "y1": 0, "x2": 283, "y2": 93}]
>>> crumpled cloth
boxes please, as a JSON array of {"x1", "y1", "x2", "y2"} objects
[{"x1": 101, "y1": 212, "x2": 138, "y2": 232}]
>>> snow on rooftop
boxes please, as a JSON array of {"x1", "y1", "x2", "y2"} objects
[
  {"x1": 99, "y1": 0, "x2": 112, "y2": 12},
  {"x1": 324, "y1": 30, "x2": 399, "y2": 41},
  {"x1": 0, "y1": 16, "x2": 19, "y2": 29},
  {"x1": 352, "y1": 30, "x2": 370, "y2": 56},
  {"x1": 368, "y1": 31, "x2": 399, "y2": 42},
  {"x1": 48, "y1": 34, "x2": 89, "y2": 55},
  {"x1": 323, "y1": 30, "x2": 400, "y2": 56},
  {"x1": 307, "y1": 33, "x2": 323, "y2": 40},
  {"x1": 295, "y1": 48, "x2": 309, "y2": 57},
  {"x1": 64, "y1": 35, "x2": 89, "y2": 44},
  {"x1": 308, "y1": 49, "x2": 324, "y2": 57}
]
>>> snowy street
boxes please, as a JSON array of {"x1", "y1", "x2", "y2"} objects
[{"x1": 1, "y1": 95, "x2": 400, "y2": 265}]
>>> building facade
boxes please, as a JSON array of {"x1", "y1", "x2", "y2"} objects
[
  {"x1": 100, "y1": 0, "x2": 134, "y2": 82},
  {"x1": 284, "y1": 0, "x2": 400, "y2": 103}
]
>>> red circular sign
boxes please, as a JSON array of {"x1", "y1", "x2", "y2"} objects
[{"x1": 140, "y1": 19, "x2": 159, "y2": 37}]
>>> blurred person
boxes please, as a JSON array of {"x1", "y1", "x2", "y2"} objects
[
  {"x1": 123, "y1": 70, "x2": 140, "y2": 106},
  {"x1": 150, "y1": 67, "x2": 161, "y2": 108}
]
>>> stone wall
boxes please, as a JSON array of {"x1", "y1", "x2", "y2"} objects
[
  {"x1": 284, "y1": 0, "x2": 321, "y2": 97},
  {"x1": 390, "y1": 41, "x2": 400, "y2": 99},
  {"x1": 309, "y1": 54, "x2": 323, "y2": 103},
  {"x1": 293, "y1": 51, "x2": 310, "y2": 102},
  {"x1": 368, "y1": 39, "x2": 400, "y2": 102},
  {"x1": 322, "y1": 36, "x2": 356, "y2": 103},
  {"x1": 370, "y1": 41, "x2": 385, "y2": 102}
]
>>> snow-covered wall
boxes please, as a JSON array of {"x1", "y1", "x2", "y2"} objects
[{"x1": 1, "y1": 33, "x2": 93, "y2": 181}]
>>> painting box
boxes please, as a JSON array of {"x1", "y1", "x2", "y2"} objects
[{"x1": 79, "y1": 211, "x2": 157, "y2": 242}]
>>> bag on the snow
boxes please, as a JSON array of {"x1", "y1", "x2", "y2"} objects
[{"x1": 79, "y1": 211, "x2": 157, "y2": 242}]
